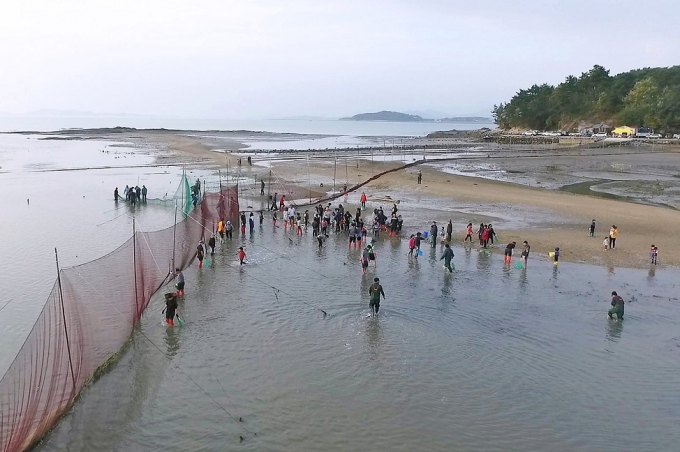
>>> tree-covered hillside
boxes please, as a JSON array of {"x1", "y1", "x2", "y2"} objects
[{"x1": 492, "y1": 65, "x2": 680, "y2": 132}]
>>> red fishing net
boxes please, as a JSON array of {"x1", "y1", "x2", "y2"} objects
[{"x1": 0, "y1": 185, "x2": 239, "y2": 452}]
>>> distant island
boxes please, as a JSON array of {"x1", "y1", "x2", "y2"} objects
[
  {"x1": 493, "y1": 65, "x2": 680, "y2": 132},
  {"x1": 341, "y1": 110, "x2": 492, "y2": 123}
]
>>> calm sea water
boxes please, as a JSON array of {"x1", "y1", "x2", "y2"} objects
[
  {"x1": 2, "y1": 134, "x2": 680, "y2": 452},
  {"x1": 0, "y1": 116, "x2": 493, "y2": 137}
]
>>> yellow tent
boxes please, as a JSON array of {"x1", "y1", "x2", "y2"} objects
[{"x1": 612, "y1": 126, "x2": 635, "y2": 137}]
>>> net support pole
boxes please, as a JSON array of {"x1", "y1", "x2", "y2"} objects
[
  {"x1": 172, "y1": 203, "x2": 178, "y2": 272},
  {"x1": 133, "y1": 217, "x2": 139, "y2": 320},
  {"x1": 55, "y1": 248, "x2": 76, "y2": 390}
]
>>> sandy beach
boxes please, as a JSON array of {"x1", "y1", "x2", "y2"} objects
[
  {"x1": 23, "y1": 128, "x2": 679, "y2": 269},
  {"x1": 131, "y1": 131, "x2": 680, "y2": 270}
]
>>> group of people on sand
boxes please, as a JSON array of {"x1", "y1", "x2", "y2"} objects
[
  {"x1": 590, "y1": 220, "x2": 658, "y2": 265},
  {"x1": 114, "y1": 185, "x2": 148, "y2": 204}
]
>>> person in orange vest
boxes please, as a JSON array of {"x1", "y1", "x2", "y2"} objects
[
  {"x1": 217, "y1": 219, "x2": 225, "y2": 241},
  {"x1": 360, "y1": 192, "x2": 367, "y2": 209}
]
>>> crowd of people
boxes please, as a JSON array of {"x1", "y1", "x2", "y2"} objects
[
  {"x1": 114, "y1": 185, "x2": 148, "y2": 205},
  {"x1": 160, "y1": 189, "x2": 633, "y2": 324}
]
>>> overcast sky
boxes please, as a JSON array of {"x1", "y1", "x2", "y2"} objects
[{"x1": 0, "y1": 0, "x2": 678, "y2": 119}]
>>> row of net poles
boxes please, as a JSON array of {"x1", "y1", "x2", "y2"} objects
[{"x1": 219, "y1": 169, "x2": 223, "y2": 235}]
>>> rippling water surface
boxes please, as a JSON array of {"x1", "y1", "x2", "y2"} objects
[{"x1": 2, "y1": 135, "x2": 680, "y2": 452}]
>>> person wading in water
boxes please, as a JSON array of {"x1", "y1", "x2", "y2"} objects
[
  {"x1": 608, "y1": 291, "x2": 625, "y2": 320},
  {"x1": 369, "y1": 277, "x2": 385, "y2": 316}
]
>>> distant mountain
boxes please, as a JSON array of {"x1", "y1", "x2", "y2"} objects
[
  {"x1": 341, "y1": 111, "x2": 426, "y2": 122},
  {"x1": 404, "y1": 109, "x2": 451, "y2": 120},
  {"x1": 341, "y1": 110, "x2": 492, "y2": 123}
]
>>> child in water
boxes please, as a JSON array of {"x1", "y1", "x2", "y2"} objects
[
  {"x1": 408, "y1": 234, "x2": 416, "y2": 256},
  {"x1": 361, "y1": 247, "x2": 370, "y2": 274},
  {"x1": 296, "y1": 215, "x2": 303, "y2": 236},
  {"x1": 238, "y1": 247, "x2": 246, "y2": 265},
  {"x1": 465, "y1": 223, "x2": 473, "y2": 242},
  {"x1": 367, "y1": 244, "x2": 377, "y2": 267},
  {"x1": 553, "y1": 247, "x2": 560, "y2": 265},
  {"x1": 650, "y1": 245, "x2": 658, "y2": 265}
]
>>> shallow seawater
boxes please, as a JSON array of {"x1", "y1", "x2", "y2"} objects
[
  {"x1": 0, "y1": 134, "x2": 218, "y2": 372},
  {"x1": 35, "y1": 226, "x2": 680, "y2": 452},
  {"x1": 3, "y1": 134, "x2": 680, "y2": 452}
]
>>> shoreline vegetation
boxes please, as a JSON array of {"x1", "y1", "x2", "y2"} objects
[{"x1": 492, "y1": 65, "x2": 680, "y2": 133}]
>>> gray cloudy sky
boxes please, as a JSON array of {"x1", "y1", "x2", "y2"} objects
[{"x1": 1, "y1": 0, "x2": 678, "y2": 118}]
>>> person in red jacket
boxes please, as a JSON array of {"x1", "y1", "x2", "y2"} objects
[
  {"x1": 360, "y1": 192, "x2": 367, "y2": 209},
  {"x1": 238, "y1": 247, "x2": 246, "y2": 265},
  {"x1": 481, "y1": 226, "x2": 490, "y2": 248}
]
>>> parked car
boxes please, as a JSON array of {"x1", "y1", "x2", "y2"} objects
[
  {"x1": 649, "y1": 133, "x2": 662, "y2": 139},
  {"x1": 523, "y1": 130, "x2": 538, "y2": 136},
  {"x1": 593, "y1": 132, "x2": 607, "y2": 138},
  {"x1": 673, "y1": 134, "x2": 680, "y2": 139}
]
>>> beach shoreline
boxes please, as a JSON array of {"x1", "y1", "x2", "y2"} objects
[{"x1": 15, "y1": 129, "x2": 680, "y2": 269}]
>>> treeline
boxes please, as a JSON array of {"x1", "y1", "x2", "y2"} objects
[{"x1": 493, "y1": 65, "x2": 680, "y2": 132}]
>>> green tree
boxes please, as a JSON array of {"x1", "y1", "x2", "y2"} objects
[{"x1": 493, "y1": 65, "x2": 680, "y2": 131}]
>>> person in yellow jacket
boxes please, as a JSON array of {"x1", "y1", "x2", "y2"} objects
[
  {"x1": 609, "y1": 225, "x2": 618, "y2": 249},
  {"x1": 217, "y1": 219, "x2": 225, "y2": 241}
]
